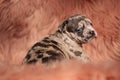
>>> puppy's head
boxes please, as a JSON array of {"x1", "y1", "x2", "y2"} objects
[{"x1": 58, "y1": 14, "x2": 97, "y2": 43}]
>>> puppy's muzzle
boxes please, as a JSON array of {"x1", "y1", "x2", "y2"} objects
[{"x1": 88, "y1": 30, "x2": 97, "y2": 38}]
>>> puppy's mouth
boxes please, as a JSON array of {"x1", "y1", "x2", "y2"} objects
[{"x1": 83, "y1": 35, "x2": 97, "y2": 43}]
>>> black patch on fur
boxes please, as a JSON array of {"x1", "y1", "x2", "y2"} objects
[
  {"x1": 67, "y1": 26, "x2": 74, "y2": 32},
  {"x1": 42, "y1": 39, "x2": 50, "y2": 43},
  {"x1": 25, "y1": 54, "x2": 31, "y2": 60},
  {"x1": 66, "y1": 22, "x2": 76, "y2": 32},
  {"x1": 41, "y1": 37, "x2": 50, "y2": 43},
  {"x1": 43, "y1": 39, "x2": 58, "y2": 45},
  {"x1": 50, "y1": 40, "x2": 58, "y2": 45},
  {"x1": 27, "y1": 59, "x2": 37, "y2": 64},
  {"x1": 74, "y1": 51, "x2": 82, "y2": 56},
  {"x1": 32, "y1": 42, "x2": 48, "y2": 48},
  {"x1": 42, "y1": 57, "x2": 49, "y2": 63},
  {"x1": 89, "y1": 22, "x2": 93, "y2": 26},
  {"x1": 57, "y1": 29, "x2": 62, "y2": 33},
  {"x1": 42, "y1": 56, "x2": 61, "y2": 63},
  {"x1": 44, "y1": 37, "x2": 49, "y2": 40},
  {"x1": 42, "y1": 50, "x2": 63, "y2": 63},
  {"x1": 46, "y1": 50, "x2": 59, "y2": 56},
  {"x1": 58, "y1": 20, "x2": 68, "y2": 32},
  {"x1": 37, "y1": 55, "x2": 43, "y2": 58},
  {"x1": 35, "y1": 50, "x2": 42, "y2": 54},
  {"x1": 47, "y1": 50, "x2": 63, "y2": 61},
  {"x1": 35, "y1": 50, "x2": 43, "y2": 58},
  {"x1": 50, "y1": 45, "x2": 64, "y2": 54}
]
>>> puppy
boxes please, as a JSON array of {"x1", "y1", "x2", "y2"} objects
[{"x1": 22, "y1": 14, "x2": 97, "y2": 64}]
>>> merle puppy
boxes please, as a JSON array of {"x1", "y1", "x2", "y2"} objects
[{"x1": 22, "y1": 14, "x2": 97, "y2": 64}]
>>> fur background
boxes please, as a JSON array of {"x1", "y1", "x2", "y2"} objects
[{"x1": 0, "y1": 0, "x2": 120, "y2": 80}]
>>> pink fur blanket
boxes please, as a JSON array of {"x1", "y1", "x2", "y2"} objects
[{"x1": 0, "y1": 0, "x2": 120, "y2": 80}]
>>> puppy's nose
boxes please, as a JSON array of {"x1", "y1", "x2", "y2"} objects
[{"x1": 89, "y1": 31, "x2": 95, "y2": 36}]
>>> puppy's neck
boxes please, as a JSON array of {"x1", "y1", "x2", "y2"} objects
[{"x1": 50, "y1": 31, "x2": 83, "y2": 48}]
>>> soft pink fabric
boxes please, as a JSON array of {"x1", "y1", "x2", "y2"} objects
[{"x1": 0, "y1": 0, "x2": 120, "y2": 80}]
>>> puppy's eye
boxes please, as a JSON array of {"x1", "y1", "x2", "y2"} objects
[
  {"x1": 76, "y1": 28, "x2": 83, "y2": 32},
  {"x1": 76, "y1": 25, "x2": 84, "y2": 33}
]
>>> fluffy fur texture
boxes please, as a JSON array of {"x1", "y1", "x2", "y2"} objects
[
  {"x1": 0, "y1": 61, "x2": 120, "y2": 80},
  {"x1": 0, "y1": 0, "x2": 120, "y2": 80}
]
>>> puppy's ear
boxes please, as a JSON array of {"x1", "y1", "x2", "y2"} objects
[
  {"x1": 58, "y1": 20, "x2": 68, "y2": 32},
  {"x1": 66, "y1": 21, "x2": 76, "y2": 32}
]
